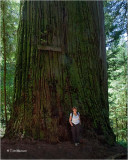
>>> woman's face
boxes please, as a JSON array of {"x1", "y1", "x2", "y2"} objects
[{"x1": 73, "y1": 108, "x2": 77, "y2": 113}]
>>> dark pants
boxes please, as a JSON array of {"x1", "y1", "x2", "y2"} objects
[{"x1": 71, "y1": 123, "x2": 81, "y2": 143}]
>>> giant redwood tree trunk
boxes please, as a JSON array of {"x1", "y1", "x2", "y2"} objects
[{"x1": 5, "y1": 1, "x2": 116, "y2": 145}]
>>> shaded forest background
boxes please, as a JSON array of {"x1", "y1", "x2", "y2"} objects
[{"x1": 0, "y1": 0, "x2": 127, "y2": 147}]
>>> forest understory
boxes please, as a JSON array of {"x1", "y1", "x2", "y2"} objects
[{"x1": 1, "y1": 137, "x2": 127, "y2": 159}]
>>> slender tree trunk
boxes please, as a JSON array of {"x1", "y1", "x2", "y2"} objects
[
  {"x1": 2, "y1": 1, "x2": 7, "y2": 126},
  {"x1": 5, "y1": 1, "x2": 116, "y2": 145},
  {"x1": 122, "y1": 47, "x2": 127, "y2": 140},
  {"x1": 116, "y1": 117, "x2": 118, "y2": 141}
]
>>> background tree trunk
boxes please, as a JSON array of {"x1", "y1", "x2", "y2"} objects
[
  {"x1": 1, "y1": 0, "x2": 7, "y2": 126},
  {"x1": 5, "y1": 1, "x2": 116, "y2": 145}
]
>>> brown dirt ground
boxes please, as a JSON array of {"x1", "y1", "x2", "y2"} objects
[{"x1": 1, "y1": 137, "x2": 127, "y2": 159}]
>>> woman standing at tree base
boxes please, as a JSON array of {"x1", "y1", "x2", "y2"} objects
[{"x1": 69, "y1": 107, "x2": 81, "y2": 146}]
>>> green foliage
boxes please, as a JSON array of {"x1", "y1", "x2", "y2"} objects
[
  {"x1": 104, "y1": 0, "x2": 127, "y2": 143},
  {"x1": 1, "y1": 0, "x2": 20, "y2": 60},
  {"x1": 104, "y1": 0, "x2": 127, "y2": 48},
  {"x1": 0, "y1": 0, "x2": 20, "y2": 131},
  {"x1": 117, "y1": 140, "x2": 127, "y2": 148}
]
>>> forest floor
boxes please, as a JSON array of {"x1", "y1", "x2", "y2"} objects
[{"x1": 1, "y1": 137, "x2": 127, "y2": 159}]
